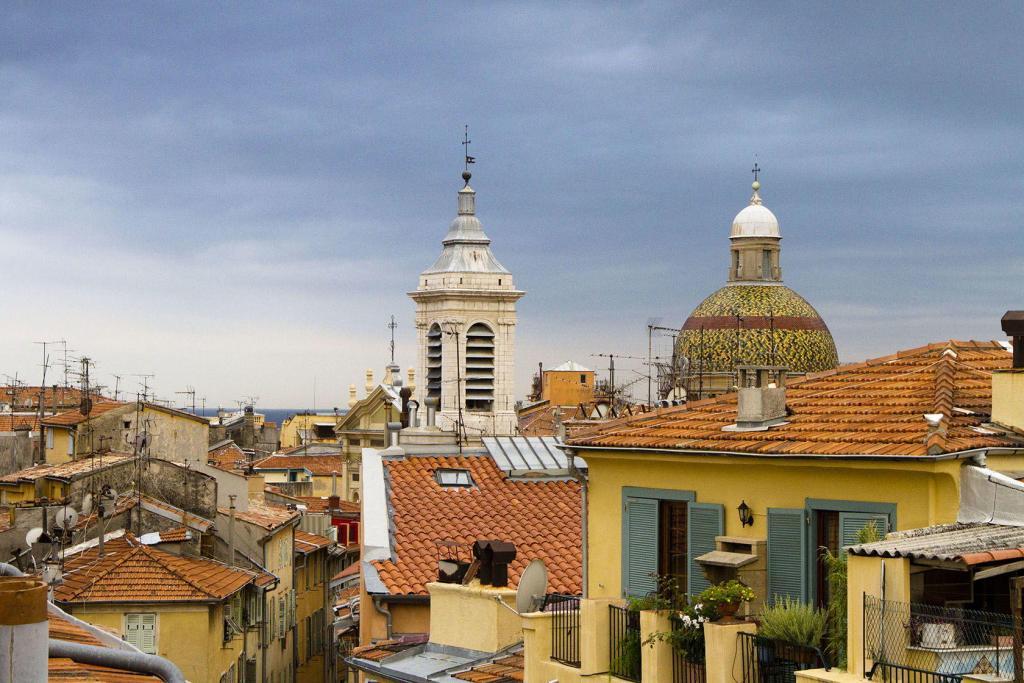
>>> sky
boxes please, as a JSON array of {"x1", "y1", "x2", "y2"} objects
[{"x1": 1, "y1": 2, "x2": 1022, "y2": 409}]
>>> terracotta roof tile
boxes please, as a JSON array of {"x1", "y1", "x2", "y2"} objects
[
  {"x1": 1, "y1": 386, "x2": 84, "y2": 410},
  {"x1": 254, "y1": 454, "x2": 346, "y2": 476},
  {"x1": 570, "y1": 340, "x2": 1023, "y2": 457},
  {"x1": 54, "y1": 534, "x2": 260, "y2": 604},
  {"x1": 0, "y1": 414, "x2": 40, "y2": 431},
  {"x1": 208, "y1": 441, "x2": 249, "y2": 473},
  {"x1": 372, "y1": 455, "x2": 581, "y2": 596},
  {"x1": 42, "y1": 400, "x2": 126, "y2": 426},
  {"x1": 333, "y1": 563, "x2": 360, "y2": 581},
  {"x1": 453, "y1": 651, "x2": 525, "y2": 683},
  {"x1": 0, "y1": 453, "x2": 133, "y2": 484},
  {"x1": 295, "y1": 530, "x2": 333, "y2": 553},
  {"x1": 222, "y1": 501, "x2": 299, "y2": 531}
]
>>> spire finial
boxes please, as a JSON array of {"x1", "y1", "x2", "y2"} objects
[
  {"x1": 750, "y1": 159, "x2": 762, "y2": 204},
  {"x1": 461, "y1": 124, "x2": 475, "y2": 186}
]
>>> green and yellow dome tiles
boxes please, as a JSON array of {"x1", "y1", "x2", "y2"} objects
[{"x1": 678, "y1": 284, "x2": 839, "y2": 374}]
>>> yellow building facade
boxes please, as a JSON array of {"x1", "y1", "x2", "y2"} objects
[{"x1": 280, "y1": 412, "x2": 341, "y2": 449}]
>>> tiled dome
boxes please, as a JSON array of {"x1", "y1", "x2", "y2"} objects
[{"x1": 677, "y1": 284, "x2": 838, "y2": 374}]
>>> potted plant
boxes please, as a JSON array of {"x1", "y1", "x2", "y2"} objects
[{"x1": 699, "y1": 580, "x2": 756, "y2": 620}]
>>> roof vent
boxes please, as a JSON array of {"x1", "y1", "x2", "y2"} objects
[
  {"x1": 472, "y1": 539, "x2": 517, "y2": 588},
  {"x1": 725, "y1": 366, "x2": 788, "y2": 432}
]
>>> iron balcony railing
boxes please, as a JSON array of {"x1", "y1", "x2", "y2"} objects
[
  {"x1": 548, "y1": 594, "x2": 581, "y2": 667},
  {"x1": 738, "y1": 632, "x2": 829, "y2": 683},
  {"x1": 863, "y1": 595, "x2": 1020, "y2": 683},
  {"x1": 609, "y1": 605, "x2": 642, "y2": 681},
  {"x1": 670, "y1": 615, "x2": 708, "y2": 683}
]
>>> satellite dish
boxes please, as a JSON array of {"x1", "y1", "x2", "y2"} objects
[
  {"x1": 25, "y1": 527, "x2": 45, "y2": 546},
  {"x1": 81, "y1": 493, "x2": 93, "y2": 515},
  {"x1": 54, "y1": 507, "x2": 79, "y2": 531},
  {"x1": 516, "y1": 559, "x2": 548, "y2": 614}
]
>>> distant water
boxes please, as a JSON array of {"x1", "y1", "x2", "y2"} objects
[{"x1": 196, "y1": 407, "x2": 344, "y2": 427}]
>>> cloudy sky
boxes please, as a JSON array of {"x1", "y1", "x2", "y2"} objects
[{"x1": 1, "y1": 2, "x2": 1021, "y2": 409}]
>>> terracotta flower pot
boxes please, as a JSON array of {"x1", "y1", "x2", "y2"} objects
[{"x1": 717, "y1": 601, "x2": 740, "y2": 619}]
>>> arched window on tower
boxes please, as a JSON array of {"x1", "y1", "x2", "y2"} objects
[
  {"x1": 426, "y1": 323, "x2": 443, "y2": 404},
  {"x1": 465, "y1": 322, "x2": 495, "y2": 411}
]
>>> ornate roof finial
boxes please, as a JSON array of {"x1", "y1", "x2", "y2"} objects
[
  {"x1": 462, "y1": 124, "x2": 475, "y2": 186},
  {"x1": 750, "y1": 159, "x2": 762, "y2": 205}
]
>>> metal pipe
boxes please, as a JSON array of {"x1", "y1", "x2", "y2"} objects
[
  {"x1": 0, "y1": 562, "x2": 24, "y2": 576},
  {"x1": 0, "y1": 577, "x2": 48, "y2": 682},
  {"x1": 49, "y1": 640, "x2": 186, "y2": 683},
  {"x1": 371, "y1": 596, "x2": 393, "y2": 639},
  {"x1": 228, "y1": 495, "x2": 236, "y2": 568}
]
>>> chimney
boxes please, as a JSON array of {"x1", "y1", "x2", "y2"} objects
[
  {"x1": 992, "y1": 311, "x2": 1024, "y2": 431},
  {"x1": 729, "y1": 366, "x2": 788, "y2": 431},
  {"x1": 385, "y1": 421, "x2": 403, "y2": 448},
  {"x1": 227, "y1": 495, "x2": 237, "y2": 567},
  {"x1": 425, "y1": 397, "x2": 438, "y2": 428},
  {"x1": 0, "y1": 577, "x2": 48, "y2": 683},
  {"x1": 407, "y1": 400, "x2": 420, "y2": 428}
]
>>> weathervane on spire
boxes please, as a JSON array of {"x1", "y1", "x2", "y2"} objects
[
  {"x1": 751, "y1": 161, "x2": 761, "y2": 184},
  {"x1": 462, "y1": 124, "x2": 475, "y2": 185}
]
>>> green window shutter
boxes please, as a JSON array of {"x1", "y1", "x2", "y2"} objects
[
  {"x1": 687, "y1": 503, "x2": 724, "y2": 597},
  {"x1": 623, "y1": 496, "x2": 659, "y2": 597},
  {"x1": 839, "y1": 511, "x2": 890, "y2": 548},
  {"x1": 124, "y1": 614, "x2": 140, "y2": 649},
  {"x1": 767, "y1": 508, "x2": 808, "y2": 604}
]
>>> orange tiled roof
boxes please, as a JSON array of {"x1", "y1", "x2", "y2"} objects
[
  {"x1": 41, "y1": 400, "x2": 126, "y2": 427},
  {"x1": 0, "y1": 414, "x2": 40, "y2": 431},
  {"x1": 74, "y1": 495, "x2": 138, "y2": 530},
  {"x1": 571, "y1": 340, "x2": 1023, "y2": 457},
  {"x1": 0, "y1": 453, "x2": 133, "y2": 484},
  {"x1": 295, "y1": 529, "x2": 333, "y2": 554},
  {"x1": 55, "y1": 534, "x2": 260, "y2": 604},
  {"x1": 154, "y1": 526, "x2": 191, "y2": 543},
  {"x1": 208, "y1": 441, "x2": 249, "y2": 473},
  {"x1": 453, "y1": 651, "x2": 525, "y2": 683},
  {"x1": 2, "y1": 385, "x2": 84, "y2": 410},
  {"x1": 49, "y1": 611, "x2": 160, "y2": 681},
  {"x1": 254, "y1": 453, "x2": 346, "y2": 476},
  {"x1": 223, "y1": 501, "x2": 299, "y2": 530},
  {"x1": 373, "y1": 455, "x2": 581, "y2": 596},
  {"x1": 283, "y1": 494, "x2": 359, "y2": 514},
  {"x1": 333, "y1": 562, "x2": 360, "y2": 581}
]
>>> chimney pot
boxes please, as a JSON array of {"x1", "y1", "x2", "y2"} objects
[
  {"x1": 730, "y1": 365, "x2": 789, "y2": 431},
  {"x1": 1002, "y1": 311, "x2": 1024, "y2": 369}
]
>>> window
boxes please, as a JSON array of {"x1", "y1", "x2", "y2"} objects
[
  {"x1": 46, "y1": 428, "x2": 53, "y2": 449},
  {"x1": 580, "y1": 374, "x2": 588, "y2": 384},
  {"x1": 351, "y1": 472, "x2": 360, "y2": 482},
  {"x1": 67, "y1": 435, "x2": 75, "y2": 456},
  {"x1": 426, "y1": 324, "x2": 443, "y2": 404},
  {"x1": 762, "y1": 249, "x2": 772, "y2": 277},
  {"x1": 621, "y1": 489, "x2": 722, "y2": 597},
  {"x1": 465, "y1": 323, "x2": 495, "y2": 411},
  {"x1": 733, "y1": 250, "x2": 741, "y2": 277},
  {"x1": 435, "y1": 468, "x2": 473, "y2": 487},
  {"x1": 124, "y1": 613, "x2": 157, "y2": 654}
]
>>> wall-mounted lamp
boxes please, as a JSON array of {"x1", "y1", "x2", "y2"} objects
[{"x1": 737, "y1": 500, "x2": 754, "y2": 527}]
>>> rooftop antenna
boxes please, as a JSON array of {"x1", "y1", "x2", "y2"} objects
[
  {"x1": 34, "y1": 339, "x2": 64, "y2": 463},
  {"x1": 133, "y1": 374, "x2": 155, "y2": 402},
  {"x1": 112, "y1": 374, "x2": 122, "y2": 402},
  {"x1": 388, "y1": 315, "x2": 398, "y2": 364},
  {"x1": 175, "y1": 386, "x2": 196, "y2": 414}
]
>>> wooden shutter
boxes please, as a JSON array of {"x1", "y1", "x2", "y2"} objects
[
  {"x1": 767, "y1": 508, "x2": 808, "y2": 604},
  {"x1": 687, "y1": 502, "x2": 724, "y2": 597},
  {"x1": 278, "y1": 597, "x2": 285, "y2": 639},
  {"x1": 124, "y1": 613, "x2": 141, "y2": 649},
  {"x1": 839, "y1": 511, "x2": 890, "y2": 548},
  {"x1": 140, "y1": 613, "x2": 156, "y2": 654},
  {"x1": 623, "y1": 496, "x2": 659, "y2": 597}
]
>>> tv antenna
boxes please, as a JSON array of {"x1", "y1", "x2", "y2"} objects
[
  {"x1": 133, "y1": 374, "x2": 155, "y2": 402},
  {"x1": 175, "y1": 386, "x2": 197, "y2": 414},
  {"x1": 388, "y1": 315, "x2": 398, "y2": 364}
]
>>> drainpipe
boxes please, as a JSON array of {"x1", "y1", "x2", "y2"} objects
[
  {"x1": 372, "y1": 596, "x2": 393, "y2": 639},
  {"x1": 48, "y1": 641, "x2": 186, "y2": 683},
  {"x1": 565, "y1": 447, "x2": 588, "y2": 599},
  {"x1": 228, "y1": 495, "x2": 237, "y2": 567},
  {"x1": 0, "y1": 577, "x2": 48, "y2": 683}
]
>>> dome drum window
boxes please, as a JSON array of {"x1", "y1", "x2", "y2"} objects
[{"x1": 465, "y1": 323, "x2": 495, "y2": 411}]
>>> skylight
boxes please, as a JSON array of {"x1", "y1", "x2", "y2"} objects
[{"x1": 435, "y1": 468, "x2": 473, "y2": 487}]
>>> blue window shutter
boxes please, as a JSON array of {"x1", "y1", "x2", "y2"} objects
[
  {"x1": 623, "y1": 497, "x2": 659, "y2": 597},
  {"x1": 687, "y1": 503, "x2": 723, "y2": 597},
  {"x1": 767, "y1": 508, "x2": 807, "y2": 604},
  {"x1": 839, "y1": 511, "x2": 890, "y2": 548}
]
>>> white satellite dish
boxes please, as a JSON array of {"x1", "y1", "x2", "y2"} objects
[
  {"x1": 516, "y1": 559, "x2": 549, "y2": 614},
  {"x1": 54, "y1": 507, "x2": 79, "y2": 531},
  {"x1": 81, "y1": 493, "x2": 93, "y2": 515},
  {"x1": 25, "y1": 527, "x2": 45, "y2": 546}
]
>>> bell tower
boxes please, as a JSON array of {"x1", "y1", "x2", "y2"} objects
[{"x1": 408, "y1": 149, "x2": 524, "y2": 438}]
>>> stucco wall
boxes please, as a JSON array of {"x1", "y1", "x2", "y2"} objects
[{"x1": 580, "y1": 450, "x2": 978, "y2": 598}]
